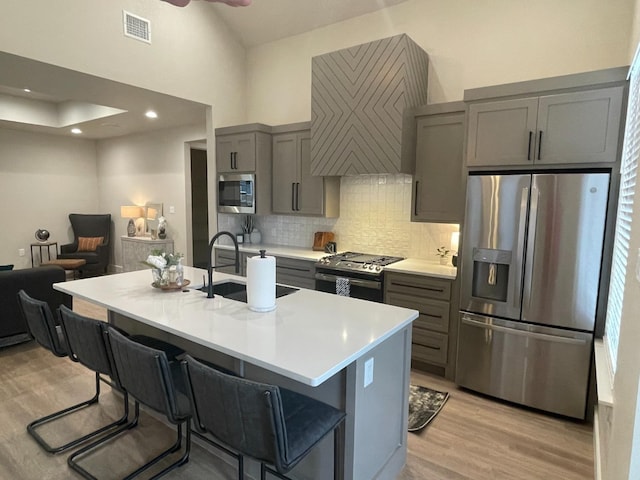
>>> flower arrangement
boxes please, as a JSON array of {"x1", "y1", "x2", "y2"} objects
[{"x1": 142, "y1": 249, "x2": 184, "y2": 287}]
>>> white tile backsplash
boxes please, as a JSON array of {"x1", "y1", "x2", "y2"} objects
[{"x1": 218, "y1": 174, "x2": 459, "y2": 260}]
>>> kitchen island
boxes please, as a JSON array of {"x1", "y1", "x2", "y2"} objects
[{"x1": 54, "y1": 267, "x2": 418, "y2": 480}]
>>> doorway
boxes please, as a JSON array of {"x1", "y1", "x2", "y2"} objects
[{"x1": 190, "y1": 148, "x2": 209, "y2": 269}]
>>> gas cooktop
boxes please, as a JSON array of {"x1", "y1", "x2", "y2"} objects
[{"x1": 316, "y1": 251, "x2": 404, "y2": 274}]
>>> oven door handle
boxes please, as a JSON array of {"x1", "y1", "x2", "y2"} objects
[{"x1": 314, "y1": 272, "x2": 381, "y2": 290}]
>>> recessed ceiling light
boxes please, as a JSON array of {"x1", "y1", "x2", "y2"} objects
[
  {"x1": 145, "y1": 110, "x2": 158, "y2": 119},
  {"x1": 23, "y1": 88, "x2": 31, "y2": 93},
  {"x1": 71, "y1": 128, "x2": 82, "y2": 135}
]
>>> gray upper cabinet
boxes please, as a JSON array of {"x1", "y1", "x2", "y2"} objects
[
  {"x1": 217, "y1": 133, "x2": 256, "y2": 172},
  {"x1": 466, "y1": 86, "x2": 624, "y2": 167},
  {"x1": 215, "y1": 123, "x2": 273, "y2": 215},
  {"x1": 215, "y1": 123, "x2": 272, "y2": 173},
  {"x1": 272, "y1": 123, "x2": 340, "y2": 217},
  {"x1": 412, "y1": 103, "x2": 465, "y2": 223}
]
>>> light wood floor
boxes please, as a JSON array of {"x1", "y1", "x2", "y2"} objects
[{"x1": 0, "y1": 299, "x2": 593, "y2": 479}]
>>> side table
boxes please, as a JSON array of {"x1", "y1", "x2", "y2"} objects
[
  {"x1": 31, "y1": 242, "x2": 58, "y2": 267},
  {"x1": 121, "y1": 236, "x2": 174, "y2": 272}
]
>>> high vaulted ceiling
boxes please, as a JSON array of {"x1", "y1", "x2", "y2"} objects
[{"x1": 209, "y1": 0, "x2": 411, "y2": 47}]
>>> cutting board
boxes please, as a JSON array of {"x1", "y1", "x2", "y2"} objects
[{"x1": 313, "y1": 232, "x2": 335, "y2": 251}]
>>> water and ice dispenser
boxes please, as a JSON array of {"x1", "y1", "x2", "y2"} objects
[{"x1": 471, "y1": 248, "x2": 511, "y2": 302}]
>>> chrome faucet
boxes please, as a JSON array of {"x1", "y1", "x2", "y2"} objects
[{"x1": 206, "y1": 231, "x2": 240, "y2": 298}]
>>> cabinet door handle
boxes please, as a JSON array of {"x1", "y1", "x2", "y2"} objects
[
  {"x1": 295, "y1": 183, "x2": 300, "y2": 211},
  {"x1": 230, "y1": 152, "x2": 234, "y2": 170},
  {"x1": 291, "y1": 183, "x2": 296, "y2": 211},
  {"x1": 537, "y1": 131, "x2": 543, "y2": 160},
  {"x1": 414, "y1": 181, "x2": 419, "y2": 216},
  {"x1": 527, "y1": 131, "x2": 533, "y2": 161}
]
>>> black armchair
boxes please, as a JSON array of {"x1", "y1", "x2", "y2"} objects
[{"x1": 58, "y1": 214, "x2": 111, "y2": 275}]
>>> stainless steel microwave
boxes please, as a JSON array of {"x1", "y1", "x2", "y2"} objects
[{"x1": 218, "y1": 173, "x2": 255, "y2": 214}]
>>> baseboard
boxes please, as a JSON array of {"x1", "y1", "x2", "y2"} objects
[{"x1": 594, "y1": 406, "x2": 602, "y2": 480}]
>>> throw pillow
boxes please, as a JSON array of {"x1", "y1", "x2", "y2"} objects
[
  {"x1": 77, "y1": 236, "x2": 104, "y2": 252},
  {"x1": 0, "y1": 264, "x2": 14, "y2": 271}
]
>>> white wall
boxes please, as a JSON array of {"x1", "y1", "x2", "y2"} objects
[
  {"x1": 96, "y1": 123, "x2": 207, "y2": 268},
  {"x1": 0, "y1": 127, "x2": 99, "y2": 268},
  {"x1": 0, "y1": 0, "x2": 248, "y2": 127},
  {"x1": 245, "y1": 0, "x2": 634, "y2": 126}
]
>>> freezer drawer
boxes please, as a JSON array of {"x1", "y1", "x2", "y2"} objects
[{"x1": 456, "y1": 312, "x2": 593, "y2": 419}]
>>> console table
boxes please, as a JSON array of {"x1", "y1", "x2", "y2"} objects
[{"x1": 121, "y1": 236, "x2": 174, "y2": 272}]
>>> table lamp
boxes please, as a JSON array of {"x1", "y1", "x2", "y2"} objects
[{"x1": 120, "y1": 206, "x2": 143, "y2": 237}]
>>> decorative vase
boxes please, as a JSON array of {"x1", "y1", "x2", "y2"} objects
[
  {"x1": 127, "y1": 219, "x2": 136, "y2": 237},
  {"x1": 151, "y1": 268, "x2": 165, "y2": 287},
  {"x1": 439, "y1": 256, "x2": 449, "y2": 265}
]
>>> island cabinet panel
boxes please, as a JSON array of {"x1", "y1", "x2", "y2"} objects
[
  {"x1": 213, "y1": 248, "x2": 247, "y2": 276},
  {"x1": 272, "y1": 123, "x2": 339, "y2": 217},
  {"x1": 385, "y1": 271, "x2": 455, "y2": 377},
  {"x1": 412, "y1": 103, "x2": 465, "y2": 223},
  {"x1": 275, "y1": 256, "x2": 316, "y2": 290},
  {"x1": 467, "y1": 86, "x2": 624, "y2": 167},
  {"x1": 122, "y1": 236, "x2": 174, "y2": 273}
]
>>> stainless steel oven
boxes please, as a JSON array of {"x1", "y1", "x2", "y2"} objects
[
  {"x1": 218, "y1": 173, "x2": 255, "y2": 214},
  {"x1": 314, "y1": 252, "x2": 403, "y2": 303}
]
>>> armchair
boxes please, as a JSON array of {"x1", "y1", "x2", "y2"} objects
[{"x1": 58, "y1": 214, "x2": 112, "y2": 276}]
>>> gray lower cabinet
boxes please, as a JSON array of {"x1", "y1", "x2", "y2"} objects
[
  {"x1": 275, "y1": 256, "x2": 316, "y2": 289},
  {"x1": 213, "y1": 248, "x2": 247, "y2": 276},
  {"x1": 466, "y1": 85, "x2": 624, "y2": 167},
  {"x1": 122, "y1": 236, "x2": 174, "y2": 273},
  {"x1": 412, "y1": 103, "x2": 465, "y2": 223},
  {"x1": 384, "y1": 271, "x2": 457, "y2": 379},
  {"x1": 213, "y1": 249, "x2": 315, "y2": 290},
  {"x1": 272, "y1": 123, "x2": 340, "y2": 217}
]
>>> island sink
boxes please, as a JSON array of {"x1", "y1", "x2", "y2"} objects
[{"x1": 193, "y1": 280, "x2": 298, "y2": 303}]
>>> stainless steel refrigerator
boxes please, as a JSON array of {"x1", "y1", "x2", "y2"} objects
[{"x1": 456, "y1": 172, "x2": 610, "y2": 419}]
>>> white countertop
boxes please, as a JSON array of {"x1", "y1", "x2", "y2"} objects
[
  {"x1": 216, "y1": 243, "x2": 328, "y2": 261},
  {"x1": 385, "y1": 258, "x2": 457, "y2": 280},
  {"x1": 55, "y1": 267, "x2": 418, "y2": 387},
  {"x1": 217, "y1": 243, "x2": 458, "y2": 279}
]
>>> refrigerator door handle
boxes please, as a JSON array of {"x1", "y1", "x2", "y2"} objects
[
  {"x1": 461, "y1": 316, "x2": 589, "y2": 346},
  {"x1": 513, "y1": 186, "x2": 529, "y2": 309},
  {"x1": 523, "y1": 186, "x2": 540, "y2": 313}
]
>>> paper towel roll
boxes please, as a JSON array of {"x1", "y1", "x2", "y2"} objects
[{"x1": 246, "y1": 252, "x2": 276, "y2": 312}]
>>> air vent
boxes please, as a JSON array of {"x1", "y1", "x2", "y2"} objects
[{"x1": 123, "y1": 11, "x2": 151, "y2": 44}]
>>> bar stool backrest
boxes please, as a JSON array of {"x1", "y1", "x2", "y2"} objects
[
  {"x1": 104, "y1": 325, "x2": 186, "y2": 424},
  {"x1": 17, "y1": 289, "x2": 66, "y2": 357},
  {"x1": 182, "y1": 354, "x2": 284, "y2": 467},
  {"x1": 58, "y1": 305, "x2": 112, "y2": 377}
]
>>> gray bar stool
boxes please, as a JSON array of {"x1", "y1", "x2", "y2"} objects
[
  {"x1": 17, "y1": 290, "x2": 131, "y2": 454},
  {"x1": 67, "y1": 325, "x2": 192, "y2": 479},
  {"x1": 182, "y1": 354, "x2": 346, "y2": 480}
]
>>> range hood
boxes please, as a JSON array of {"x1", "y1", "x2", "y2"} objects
[{"x1": 310, "y1": 34, "x2": 429, "y2": 176}]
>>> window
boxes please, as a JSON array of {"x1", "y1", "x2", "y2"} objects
[{"x1": 604, "y1": 61, "x2": 639, "y2": 373}]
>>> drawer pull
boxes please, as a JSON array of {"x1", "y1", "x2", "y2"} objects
[
  {"x1": 392, "y1": 282, "x2": 445, "y2": 293},
  {"x1": 424, "y1": 313, "x2": 443, "y2": 319}
]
